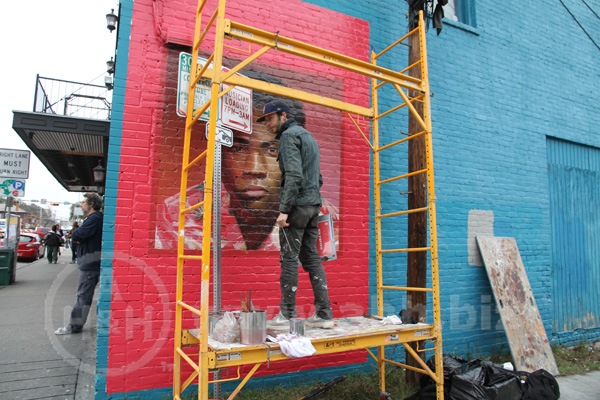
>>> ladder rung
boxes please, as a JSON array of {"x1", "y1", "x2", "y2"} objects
[
  {"x1": 179, "y1": 255, "x2": 204, "y2": 260},
  {"x1": 374, "y1": 92, "x2": 424, "y2": 120},
  {"x1": 181, "y1": 200, "x2": 205, "y2": 214},
  {"x1": 380, "y1": 247, "x2": 431, "y2": 253},
  {"x1": 183, "y1": 149, "x2": 207, "y2": 172},
  {"x1": 197, "y1": 8, "x2": 219, "y2": 47},
  {"x1": 400, "y1": 59, "x2": 423, "y2": 76},
  {"x1": 376, "y1": 130, "x2": 426, "y2": 152},
  {"x1": 379, "y1": 206, "x2": 428, "y2": 219},
  {"x1": 178, "y1": 300, "x2": 202, "y2": 316},
  {"x1": 176, "y1": 346, "x2": 200, "y2": 370},
  {"x1": 381, "y1": 285, "x2": 433, "y2": 293},
  {"x1": 378, "y1": 168, "x2": 427, "y2": 186},
  {"x1": 374, "y1": 25, "x2": 419, "y2": 60}
]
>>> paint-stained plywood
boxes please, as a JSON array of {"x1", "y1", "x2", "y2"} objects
[{"x1": 477, "y1": 236, "x2": 559, "y2": 375}]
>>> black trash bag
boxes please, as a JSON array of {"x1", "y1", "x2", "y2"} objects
[
  {"x1": 448, "y1": 361, "x2": 489, "y2": 399},
  {"x1": 408, "y1": 356, "x2": 525, "y2": 400},
  {"x1": 419, "y1": 355, "x2": 466, "y2": 388},
  {"x1": 481, "y1": 362, "x2": 523, "y2": 400},
  {"x1": 521, "y1": 369, "x2": 560, "y2": 400}
]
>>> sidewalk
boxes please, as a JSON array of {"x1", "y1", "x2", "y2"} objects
[
  {"x1": 0, "y1": 250, "x2": 598, "y2": 399},
  {"x1": 0, "y1": 250, "x2": 96, "y2": 400}
]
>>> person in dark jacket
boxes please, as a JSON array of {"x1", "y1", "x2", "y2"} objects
[
  {"x1": 259, "y1": 100, "x2": 334, "y2": 329},
  {"x1": 55, "y1": 192, "x2": 103, "y2": 335},
  {"x1": 68, "y1": 221, "x2": 79, "y2": 264},
  {"x1": 44, "y1": 225, "x2": 62, "y2": 264}
]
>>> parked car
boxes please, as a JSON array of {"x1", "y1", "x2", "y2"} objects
[
  {"x1": 17, "y1": 233, "x2": 45, "y2": 261},
  {"x1": 33, "y1": 227, "x2": 51, "y2": 241}
]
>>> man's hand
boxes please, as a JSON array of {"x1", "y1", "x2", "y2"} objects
[{"x1": 276, "y1": 213, "x2": 289, "y2": 228}]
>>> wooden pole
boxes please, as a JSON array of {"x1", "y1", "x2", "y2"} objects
[{"x1": 406, "y1": 5, "x2": 427, "y2": 386}]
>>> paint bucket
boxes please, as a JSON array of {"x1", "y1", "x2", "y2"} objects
[
  {"x1": 289, "y1": 318, "x2": 305, "y2": 336},
  {"x1": 239, "y1": 310, "x2": 266, "y2": 345}
]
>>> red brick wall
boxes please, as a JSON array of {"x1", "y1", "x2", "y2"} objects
[{"x1": 107, "y1": 0, "x2": 370, "y2": 393}]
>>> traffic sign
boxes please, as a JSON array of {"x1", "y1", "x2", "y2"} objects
[
  {"x1": 205, "y1": 124, "x2": 233, "y2": 147},
  {"x1": 220, "y1": 84, "x2": 252, "y2": 134},
  {"x1": 177, "y1": 53, "x2": 212, "y2": 119},
  {"x1": 177, "y1": 52, "x2": 254, "y2": 134},
  {"x1": 0, "y1": 179, "x2": 26, "y2": 197},
  {"x1": 0, "y1": 148, "x2": 30, "y2": 179}
]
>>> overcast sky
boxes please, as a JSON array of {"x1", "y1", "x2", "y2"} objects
[{"x1": 1, "y1": 1, "x2": 119, "y2": 219}]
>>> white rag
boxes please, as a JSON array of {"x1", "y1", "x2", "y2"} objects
[
  {"x1": 380, "y1": 315, "x2": 402, "y2": 325},
  {"x1": 267, "y1": 333, "x2": 316, "y2": 358}
]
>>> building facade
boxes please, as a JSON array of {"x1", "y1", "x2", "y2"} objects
[{"x1": 96, "y1": 0, "x2": 600, "y2": 398}]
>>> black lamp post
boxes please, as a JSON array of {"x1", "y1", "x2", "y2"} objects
[
  {"x1": 93, "y1": 160, "x2": 106, "y2": 196},
  {"x1": 106, "y1": 9, "x2": 118, "y2": 32}
]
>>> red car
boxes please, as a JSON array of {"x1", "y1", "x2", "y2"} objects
[
  {"x1": 17, "y1": 233, "x2": 45, "y2": 261},
  {"x1": 33, "y1": 227, "x2": 51, "y2": 241}
]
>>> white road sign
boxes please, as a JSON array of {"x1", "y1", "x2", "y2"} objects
[
  {"x1": 0, "y1": 179, "x2": 26, "y2": 197},
  {"x1": 0, "y1": 148, "x2": 30, "y2": 179},
  {"x1": 177, "y1": 53, "x2": 212, "y2": 119},
  {"x1": 220, "y1": 84, "x2": 252, "y2": 134},
  {"x1": 177, "y1": 52, "x2": 253, "y2": 134},
  {"x1": 205, "y1": 124, "x2": 234, "y2": 147}
]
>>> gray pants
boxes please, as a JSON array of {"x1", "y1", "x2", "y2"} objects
[
  {"x1": 47, "y1": 246, "x2": 59, "y2": 263},
  {"x1": 279, "y1": 205, "x2": 332, "y2": 319},
  {"x1": 69, "y1": 269, "x2": 100, "y2": 332}
]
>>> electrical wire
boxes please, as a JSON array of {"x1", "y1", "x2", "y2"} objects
[
  {"x1": 581, "y1": 0, "x2": 600, "y2": 21},
  {"x1": 558, "y1": 0, "x2": 600, "y2": 52}
]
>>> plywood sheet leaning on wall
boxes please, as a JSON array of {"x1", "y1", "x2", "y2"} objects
[{"x1": 476, "y1": 236, "x2": 559, "y2": 376}]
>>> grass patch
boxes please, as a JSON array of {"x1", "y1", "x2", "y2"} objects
[
  {"x1": 226, "y1": 368, "x2": 417, "y2": 400},
  {"x1": 554, "y1": 342, "x2": 600, "y2": 376},
  {"x1": 181, "y1": 342, "x2": 600, "y2": 399}
]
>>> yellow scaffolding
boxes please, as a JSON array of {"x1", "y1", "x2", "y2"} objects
[{"x1": 173, "y1": 1, "x2": 443, "y2": 399}]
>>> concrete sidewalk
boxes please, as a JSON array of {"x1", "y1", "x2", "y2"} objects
[
  {"x1": 0, "y1": 251, "x2": 96, "y2": 400},
  {"x1": 0, "y1": 249, "x2": 598, "y2": 399}
]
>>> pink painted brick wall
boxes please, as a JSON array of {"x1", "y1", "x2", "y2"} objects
[{"x1": 107, "y1": 0, "x2": 370, "y2": 393}]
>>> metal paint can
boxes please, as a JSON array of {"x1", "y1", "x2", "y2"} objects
[
  {"x1": 289, "y1": 318, "x2": 305, "y2": 336},
  {"x1": 240, "y1": 310, "x2": 266, "y2": 345}
]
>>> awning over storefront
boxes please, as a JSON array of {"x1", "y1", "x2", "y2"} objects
[{"x1": 12, "y1": 111, "x2": 109, "y2": 192}]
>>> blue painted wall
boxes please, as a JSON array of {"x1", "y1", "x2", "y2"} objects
[{"x1": 303, "y1": 0, "x2": 600, "y2": 356}]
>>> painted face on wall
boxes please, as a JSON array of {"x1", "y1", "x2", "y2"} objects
[{"x1": 222, "y1": 111, "x2": 281, "y2": 226}]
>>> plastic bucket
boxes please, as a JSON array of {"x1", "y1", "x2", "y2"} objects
[{"x1": 240, "y1": 311, "x2": 266, "y2": 345}]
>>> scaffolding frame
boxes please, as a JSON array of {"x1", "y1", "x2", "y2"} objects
[{"x1": 173, "y1": 1, "x2": 443, "y2": 399}]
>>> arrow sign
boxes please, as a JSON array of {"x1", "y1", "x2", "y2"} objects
[{"x1": 219, "y1": 84, "x2": 253, "y2": 134}]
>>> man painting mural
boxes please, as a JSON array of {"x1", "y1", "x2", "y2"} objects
[
  {"x1": 155, "y1": 72, "x2": 338, "y2": 251},
  {"x1": 259, "y1": 100, "x2": 334, "y2": 329}
]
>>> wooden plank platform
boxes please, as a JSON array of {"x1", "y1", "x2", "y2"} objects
[{"x1": 185, "y1": 316, "x2": 435, "y2": 368}]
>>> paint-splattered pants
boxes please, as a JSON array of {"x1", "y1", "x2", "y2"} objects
[{"x1": 279, "y1": 205, "x2": 333, "y2": 320}]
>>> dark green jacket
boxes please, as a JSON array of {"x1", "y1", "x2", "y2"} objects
[{"x1": 276, "y1": 119, "x2": 322, "y2": 213}]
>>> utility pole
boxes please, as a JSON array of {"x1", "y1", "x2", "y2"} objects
[{"x1": 406, "y1": 0, "x2": 428, "y2": 385}]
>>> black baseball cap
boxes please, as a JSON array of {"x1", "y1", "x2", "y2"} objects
[{"x1": 257, "y1": 100, "x2": 291, "y2": 122}]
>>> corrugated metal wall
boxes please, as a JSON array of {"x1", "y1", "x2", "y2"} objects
[{"x1": 547, "y1": 137, "x2": 600, "y2": 333}]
